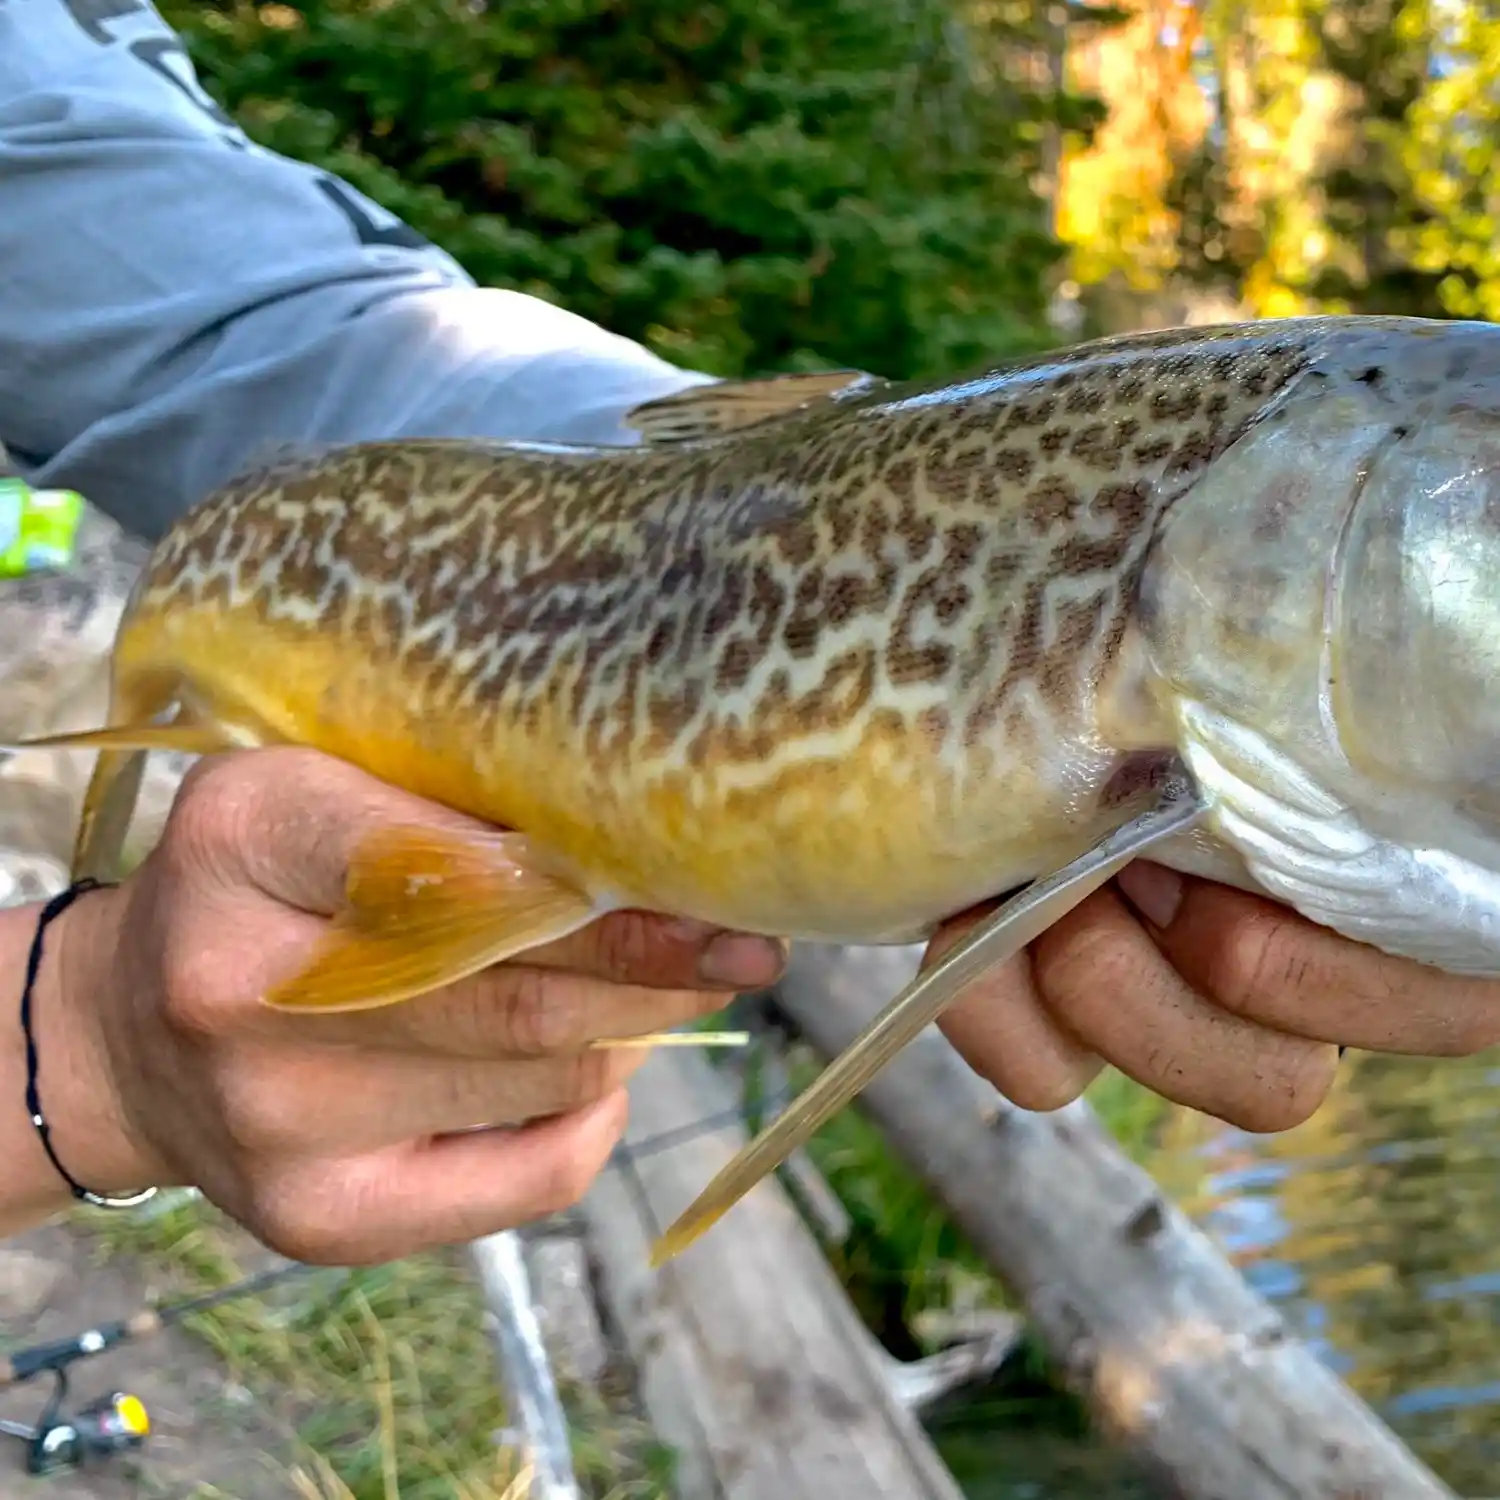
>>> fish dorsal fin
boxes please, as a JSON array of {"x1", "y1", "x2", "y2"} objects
[{"x1": 625, "y1": 369, "x2": 882, "y2": 445}]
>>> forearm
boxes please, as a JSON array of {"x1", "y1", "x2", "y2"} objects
[
  {"x1": 0, "y1": 2, "x2": 708, "y2": 541},
  {"x1": 0, "y1": 887, "x2": 156, "y2": 1236}
]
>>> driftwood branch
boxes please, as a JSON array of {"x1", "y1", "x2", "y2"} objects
[
  {"x1": 582, "y1": 1047, "x2": 968, "y2": 1500},
  {"x1": 775, "y1": 942, "x2": 1457, "y2": 1500}
]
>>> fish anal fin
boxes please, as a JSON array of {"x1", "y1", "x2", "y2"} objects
[
  {"x1": 62, "y1": 667, "x2": 225, "y2": 881},
  {"x1": 42, "y1": 723, "x2": 245, "y2": 882},
  {"x1": 648, "y1": 766, "x2": 1209, "y2": 1266},
  {"x1": 625, "y1": 370, "x2": 880, "y2": 445},
  {"x1": 263, "y1": 823, "x2": 602, "y2": 1013},
  {"x1": 72, "y1": 747, "x2": 148, "y2": 884},
  {"x1": 5, "y1": 724, "x2": 233, "y2": 756}
]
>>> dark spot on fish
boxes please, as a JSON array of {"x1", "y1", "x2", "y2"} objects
[
  {"x1": 716, "y1": 636, "x2": 757, "y2": 692},
  {"x1": 917, "y1": 703, "x2": 950, "y2": 745},
  {"x1": 823, "y1": 572, "x2": 864, "y2": 626},
  {"x1": 1098, "y1": 749, "x2": 1177, "y2": 810},
  {"x1": 947, "y1": 523, "x2": 983, "y2": 570},
  {"x1": 992, "y1": 447, "x2": 1037, "y2": 484},
  {"x1": 1022, "y1": 476, "x2": 1083, "y2": 532},
  {"x1": 1132, "y1": 435, "x2": 1174, "y2": 467},
  {"x1": 645, "y1": 619, "x2": 673, "y2": 665}
]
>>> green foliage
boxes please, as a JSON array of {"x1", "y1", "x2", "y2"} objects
[
  {"x1": 1298, "y1": 0, "x2": 1447, "y2": 315},
  {"x1": 1162, "y1": 0, "x2": 1445, "y2": 313},
  {"x1": 1400, "y1": 1, "x2": 1500, "y2": 322},
  {"x1": 158, "y1": 0, "x2": 1096, "y2": 381}
]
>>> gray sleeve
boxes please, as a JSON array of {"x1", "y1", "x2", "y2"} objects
[{"x1": 0, "y1": 1, "x2": 709, "y2": 541}]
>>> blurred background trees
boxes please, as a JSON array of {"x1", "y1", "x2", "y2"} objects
[
  {"x1": 159, "y1": 0, "x2": 1500, "y2": 378},
  {"x1": 159, "y1": 0, "x2": 1113, "y2": 379}
]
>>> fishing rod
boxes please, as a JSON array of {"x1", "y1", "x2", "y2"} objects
[{"x1": 0, "y1": 1259, "x2": 321, "y2": 1476}]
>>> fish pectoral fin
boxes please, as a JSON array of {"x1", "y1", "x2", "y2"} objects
[
  {"x1": 648, "y1": 766, "x2": 1211, "y2": 1267},
  {"x1": 2, "y1": 723, "x2": 233, "y2": 755},
  {"x1": 625, "y1": 369, "x2": 882, "y2": 444},
  {"x1": 263, "y1": 822, "x2": 602, "y2": 1013}
]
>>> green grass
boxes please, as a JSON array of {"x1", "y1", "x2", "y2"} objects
[
  {"x1": 778, "y1": 1045, "x2": 1174, "y2": 1347},
  {"x1": 73, "y1": 1196, "x2": 673, "y2": 1500}
]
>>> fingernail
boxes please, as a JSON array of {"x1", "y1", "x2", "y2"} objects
[
  {"x1": 699, "y1": 933, "x2": 788, "y2": 988},
  {"x1": 1116, "y1": 862, "x2": 1183, "y2": 930}
]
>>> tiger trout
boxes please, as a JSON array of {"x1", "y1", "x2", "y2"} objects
[{"x1": 16, "y1": 314, "x2": 1500, "y2": 1264}]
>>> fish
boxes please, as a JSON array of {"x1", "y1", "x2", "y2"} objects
[{"x1": 13, "y1": 313, "x2": 1500, "y2": 1266}]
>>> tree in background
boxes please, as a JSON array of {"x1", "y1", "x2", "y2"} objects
[
  {"x1": 1057, "y1": 0, "x2": 1476, "y2": 326},
  {"x1": 1056, "y1": 0, "x2": 1210, "y2": 296},
  {"x1": 1401, "y1": 0, "x2": 1500, "y2": 324},
  {"x1": 161, "y1": 0, "x2": 1111, "y2": 380}
]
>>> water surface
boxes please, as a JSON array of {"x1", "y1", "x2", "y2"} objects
[{"x1": 933, "y1": 1048, "x2": 1500, "y2": 1497}]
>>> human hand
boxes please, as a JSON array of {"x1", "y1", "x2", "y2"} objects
[
  {"x1": 927, "y1": 862, "x2": 1500, "y2": 1130},
  {"x1": 45, "y1": 748, "x2": 786, "y2": 1263}
]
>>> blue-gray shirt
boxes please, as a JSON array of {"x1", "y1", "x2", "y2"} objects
[{"x1": 0, "y1": 0, "x2": 707, "y2": 540}]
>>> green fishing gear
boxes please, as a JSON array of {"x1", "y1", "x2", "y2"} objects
[{"x1": 0, "y1": 479, "x2": 85, "y2": 576}]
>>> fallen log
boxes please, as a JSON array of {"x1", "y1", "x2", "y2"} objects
[
  {"x1": 775, "y1": 942, "x2": 1457, "y2": 1500},
  {"x1": 581, "y1": 1047, "x2": 968, "y2": 1500}
]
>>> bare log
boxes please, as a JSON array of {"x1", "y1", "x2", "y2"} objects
[
  {"x1": 776, "y1": 942, "x2": 1457, "y2": 1500},
  {"x1": 581, "y1": 1047, "x2": 967, "y2": 1500},
  {"x1": 469, "y1": 1231, "x2": 582, "y2": 1500},
  {"x1": 522, "y1": 1231, "x2": 612, "y2": 1391}
]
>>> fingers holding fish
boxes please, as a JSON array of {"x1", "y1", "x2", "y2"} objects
[
  {"x1": 253, "y1": 967, "x2": 732, "y2": 1060},
  {"x1": 1120, "y1": 865, "x2": 1500, "y2": 1058},
  {"x1": 208, "y1": 1038, "x2": 645, "y2": 1156},
  {"x1": 234, "y1": 1093, "x2": 630, "y2": 1267},
  {"x1": 1032, "y1": 884, "x2": 1339, "y2": 1133},
  {"x1": 62, "y1": 748, "x2": 700, "y2": 1263},
  {"x1": 165, "y1": 746, "x2": 786, "y2": 1011},
  {"x1": 926, "y1": 905, "x2": 1105, "y2": 1113},
  {"x1": 160, "y1": 746, "x2": 405, "y2": 916},
  {"x1": 503, "y1": 909, "x2": 789, "y2": 993}
]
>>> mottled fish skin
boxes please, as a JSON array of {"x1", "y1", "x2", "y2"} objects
[{"x1": 102, "y1": 315, "x2": 1500, "y2": 972}]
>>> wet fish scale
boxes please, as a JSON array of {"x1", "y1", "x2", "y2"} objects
[
  {"x1": 21, "y1": 314, "x2": 1500, "y2": 1258},
  {"x1": 111, "y1": 325, "x2": 1304, "y2": 946}
]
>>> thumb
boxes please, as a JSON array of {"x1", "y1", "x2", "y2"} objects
[{"x1": 166, "y1": 745, "x2": 486, "y2": 915}]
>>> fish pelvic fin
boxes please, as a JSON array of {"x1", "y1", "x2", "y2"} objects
[
  {"x1": 648, "y1": 766, "x2": 1210, "y2": 1267},
  {"x1": 262, "y1": 823, "x2": 605, "y2": 1013},
  {"x1": 70, "y1": 723, "x2": 241, "y2": 882}
]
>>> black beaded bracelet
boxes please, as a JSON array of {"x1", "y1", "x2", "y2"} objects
[{"x1": 21, "y1": 878, "x2": 157, "y2": 1211}]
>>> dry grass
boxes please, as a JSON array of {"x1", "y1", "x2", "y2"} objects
[{"x1": 75, "y1": 1194, "x2": 674, "y2": 1500}]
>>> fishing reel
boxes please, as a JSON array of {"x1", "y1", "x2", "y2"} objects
[
  {"x1": 0, "y1": 1364, "x2": 150, "y2": 1475},
  {"x1": 0, "y1": 1258, "x2": 315, "y2": 1479}
]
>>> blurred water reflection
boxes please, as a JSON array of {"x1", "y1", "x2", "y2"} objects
[
  {"x1": 935, "y1": 1049, "x2": 1500, "y2": 1497},
  {"x1": 1160, "y1": 1049, "x2": 1500, "y2": 1493}
]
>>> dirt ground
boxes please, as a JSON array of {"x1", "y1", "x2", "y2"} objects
[{"x1": 0, "y1": 1223, "x2": 299, "y2": 1499}]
